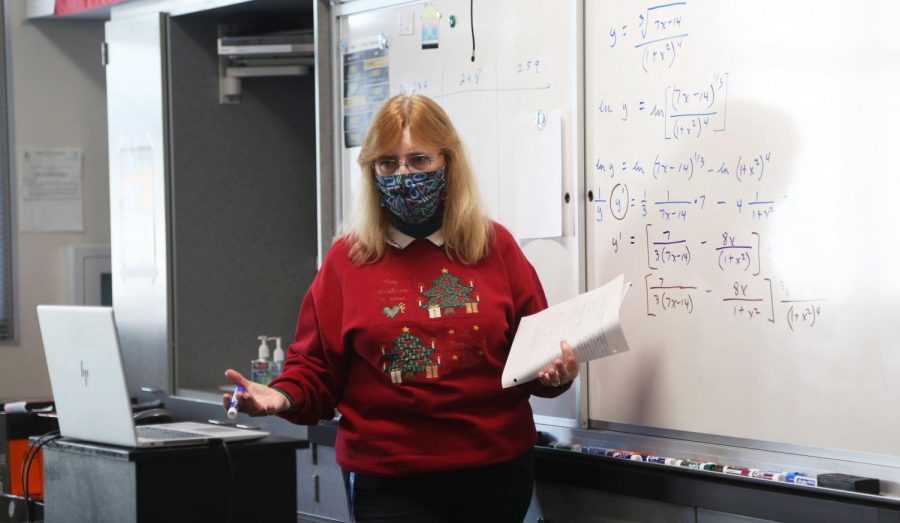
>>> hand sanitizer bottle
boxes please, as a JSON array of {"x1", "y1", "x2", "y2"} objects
[
  {"x1": 250, "y1": 335, "x2": 271, "y2": 385},
  {"x1": 270, "y1": 337, "x2": 284, "y2": 379}
]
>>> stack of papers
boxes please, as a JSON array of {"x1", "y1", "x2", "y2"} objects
[{"x1": 502, "y1": 274, "x2": 632, "y2": 388}]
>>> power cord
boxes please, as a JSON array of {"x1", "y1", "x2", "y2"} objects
[
  {"x1": 21, "y1": 434, "x2": 237, "y2": 523},
  {"x1": 470, "y1": 0, "x2": 476, "y2": 61},
  {"x1": 21, "y1": 430, "x2": 61, "y2": 523},
  {"x1": 214, "y1": 438, "x2": 236, "y2": 523}
]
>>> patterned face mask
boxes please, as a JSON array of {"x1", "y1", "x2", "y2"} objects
[{"x1": 374, "y1": 167, "x2": 447, "y2": 225}]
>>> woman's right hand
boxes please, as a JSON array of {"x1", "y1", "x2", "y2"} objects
[{"x1": 222, "y1": 369, "x2": 291, "y2": 417}]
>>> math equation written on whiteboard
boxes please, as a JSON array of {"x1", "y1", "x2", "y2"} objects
[{"x1": 591, "y1": 1, "x2": 826, "y2": 334}]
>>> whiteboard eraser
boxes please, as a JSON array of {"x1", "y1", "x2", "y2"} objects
[{"x1": 817, "y1": 473, "x2": 880, "y2": 494}]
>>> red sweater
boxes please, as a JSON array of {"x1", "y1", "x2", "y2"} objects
[{"x1": 270, "y1": 223, "x2": 568, "y2": 476}]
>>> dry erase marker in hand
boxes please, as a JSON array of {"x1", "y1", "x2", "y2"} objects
[{"x1": 227, "y1": 385, "x2": 244, "y2": 419}]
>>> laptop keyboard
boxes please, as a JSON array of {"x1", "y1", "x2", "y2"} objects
[{"x1": 136, "y1": 426, "x2": 203, "y2": 440}]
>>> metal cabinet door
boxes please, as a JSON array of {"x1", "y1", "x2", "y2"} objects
[{"x1": 105, "y1": 12, "x2": 172, "y2": 396}]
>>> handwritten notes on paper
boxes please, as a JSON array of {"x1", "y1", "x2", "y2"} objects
[{"x1": 502, "y1": 274, "x2": 632, "y2": 388}]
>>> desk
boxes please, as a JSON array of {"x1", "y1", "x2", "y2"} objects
[{"x1": 42, "y1": 436, "x2": 305, "y2": 523}]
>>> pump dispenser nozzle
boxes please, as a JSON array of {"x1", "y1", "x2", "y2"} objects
[
  {"x1": 271, "y1": 337, "x2": 284, "y2": 376},
  {"x1": 257, "y1": 335, "x2": 270, "y2": 361},
  {"x1": 251, "y1": 335, "x2": 272, "y2": 385}
]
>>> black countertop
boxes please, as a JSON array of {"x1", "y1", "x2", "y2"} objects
[{"x1": 41, "y1": 435, "x2": 305, "y2": 462}]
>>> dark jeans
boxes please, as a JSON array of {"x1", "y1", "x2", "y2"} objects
[{"x1": 343, "y1": 449, "x2": 534, "y2": 522}]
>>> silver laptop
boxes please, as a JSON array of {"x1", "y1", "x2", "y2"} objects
[{"x1": 37, "y1": 305, "x2": 269, "y2": 447}]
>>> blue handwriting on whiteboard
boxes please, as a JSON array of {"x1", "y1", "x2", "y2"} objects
[
  {"x1": 608, "y1": 2, "x2": 690, "y2": 72},
  {"x1": 594, "y1": 149, "x2": 770, "y2": 183}
]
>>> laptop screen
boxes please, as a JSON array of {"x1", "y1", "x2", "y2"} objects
[{"x1": 37, "y1": 305, "x2": 140, "y2": 447}]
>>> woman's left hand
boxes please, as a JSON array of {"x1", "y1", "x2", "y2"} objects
[{"x1": 537, "y1": 340, "x2": 579, "y2": 388}]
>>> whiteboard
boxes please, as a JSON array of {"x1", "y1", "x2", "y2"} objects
[
  {"x1": 337, "y1": 0, "x2": 581, "y2": 420},
  {"x1": 337, "y1": 0, "x2": 579, "y2": 305},
  {"x1": 586, "y1": 0, "x2": 900, "y2": 457}
]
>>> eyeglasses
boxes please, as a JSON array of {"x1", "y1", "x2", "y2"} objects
[{"x1": 373, "y1": 154, "x2": 440, "y2": 176}]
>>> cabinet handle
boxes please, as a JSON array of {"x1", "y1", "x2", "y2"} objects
[{"x1": 313, "y1": 474, "x2": 320, "y2": 503}]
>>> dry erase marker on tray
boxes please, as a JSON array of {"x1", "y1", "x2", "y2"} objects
[
  {"x1": 609, "y1": 450, "x2": 644, "y2": 461},
  {"x1": 582, "y1": 446, "x2": 609, "y2": 456},
  {"x1": 723, "y1": 466, "x2": 758, "y2": 476},
  {"x1": 549, "y1": 442, "x2": 582, "y2": 452},
  {"x1": 786, "y1": 472, "x2": 817, "y2": 487},
  {"x1": 605, "y1": 449, "x2": 636, "y2": 458},
  {"x1": 750, "y1": 470, "x2": 786, "y2": 482},
  {"x1": 645, "y1": 455, "x2": 678, "y2": 465},
  {"x1": 677, "y1": 460, "x2": 717, "y2": 471}
]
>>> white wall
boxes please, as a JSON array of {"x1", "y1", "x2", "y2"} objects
[{"x1": 0, "y1": 2, "x2": 109, "y2": 400}]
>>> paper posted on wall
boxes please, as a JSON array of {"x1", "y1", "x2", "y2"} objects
[{"x1": 502, "y1": 274, "x2": 632, "y2": 388}]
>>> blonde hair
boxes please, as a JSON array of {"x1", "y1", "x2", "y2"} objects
[{"x1": 341, "y1": 94, "x2": 492, "y2": 265}]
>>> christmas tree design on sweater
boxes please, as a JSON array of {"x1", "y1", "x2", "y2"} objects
[
  {"x1": 382, "y1": 326, "x2": 441, "y2": 384},
  {"x1": 417, "y1": 268, "x2": 480, "y2": 319}
]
